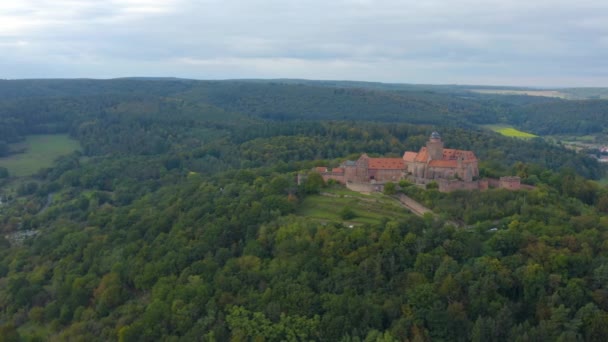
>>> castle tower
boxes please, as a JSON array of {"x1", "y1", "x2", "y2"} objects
[
  {"x1": 356, "y1": 154, "x2": 369, "y2": 182},
  {"x1": 426, "y1": 131, "x2": 444, "y2": 160}
]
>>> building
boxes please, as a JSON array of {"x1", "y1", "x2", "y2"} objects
[
  {"x1": 314, "y1": 132, "x2": 521, "y2": 192},
  {"x1": 404, "y1": 132, "x2": 479, "y2": 182},
  {"x1": 343, "y1": 154, "x2": 405, "y2": 183}
]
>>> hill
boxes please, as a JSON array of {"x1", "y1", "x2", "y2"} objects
[{"x1": 0, "y1": 79, "x2": 608, "y2": 340}]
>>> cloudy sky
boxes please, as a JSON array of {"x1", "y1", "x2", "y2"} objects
[{"x1": 1, "y1": 0, "x2": 608, "y2": 86}]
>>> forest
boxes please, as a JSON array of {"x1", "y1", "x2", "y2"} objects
[{"x1": 1, "y1": 79, "x2": 608, "y2": 341}]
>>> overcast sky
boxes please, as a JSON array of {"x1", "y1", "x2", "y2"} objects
[{"x1": 1, "y1": 0, "x2": 608, "y2": 86}]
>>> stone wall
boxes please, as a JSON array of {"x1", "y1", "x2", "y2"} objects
[
  {"x1": 346, "y1": 182, "x2": 383, "y2": 193},
  {"x1": 487, "y1": 178, "x2": 500, "y2": 188},
  {"x1": 408, "y1": 176, "x2": 528, "y2": 192},
  {"x1": 488, "y1": 177, "x2": 523, "y2": 190},
  {"x1": 409, "y1": 176, "x2": 432, "y2": 185},
  {"x1": 369, "y1": 169, "x2": 403, "y2": 182},
  {"x1": 499, "y1": 176, "x2": 521, "y2": 190},
  {"x1": 344, "y1": 166, "x2": 357, "y2": 182},
  {"x1": 321, "y1": 172, "x2": 345, "y2": 184},
  {"x1": 437, "y1": 179, "x2": 482, "y2": 192},
  {"x1": 478, "y1": 179, "x2": 489, "y2": 191}
]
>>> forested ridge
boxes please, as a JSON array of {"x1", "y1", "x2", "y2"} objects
[
  {"x1": 3, "y1": 78, "x2": 608, "y2": 137},
  {"x1": 1, "y1": 79, "x2": 608, "y2": 341},
  {"x1": 2, "y1": 78, "x2": 608, "y2": 136}
]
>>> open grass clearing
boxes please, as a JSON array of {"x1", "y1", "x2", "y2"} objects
[
  {"x1": 0, "y1": 134, "x2": 81, "y2": 177},
  {"x1": 297, "y1": 185, "x2": 411, "y2": 226},
  {"x1": 551, "y1": 134, "x2": 597, "y2": 143},
  {"x1": 482, "y1": 125, "x2": 538, "y2": 139}
]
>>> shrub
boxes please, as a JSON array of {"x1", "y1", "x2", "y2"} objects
[{"x1": 340, "y1": 206, "x2": 356, "y2": 220}]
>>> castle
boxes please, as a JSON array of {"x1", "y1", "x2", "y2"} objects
[
  {"x1": 315, "y1": 132, "x2": 520, "y2": 192},
  {"x1": 405, "y1": 131, "x2": 479, "y2": 182}
]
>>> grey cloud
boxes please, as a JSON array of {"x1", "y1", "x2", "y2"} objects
[{"x1": 1, "y1": 0, "x2": 608, "y2": 85}]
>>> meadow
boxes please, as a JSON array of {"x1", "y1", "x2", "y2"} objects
[
  {"x1": 483, "y1": 124, "x2": 538, "y2": 139},
  {"x1": 0, "y1": 134, "x2": 80, "y2": 177},
  {"x1": 296, "y1": 185, "x2": 413, "y2": 226}
]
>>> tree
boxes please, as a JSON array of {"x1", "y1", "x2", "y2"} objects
[
  {"x1": 340, "y1": 206, "x2": 356, "y2": 220},
  {"x1": 597, "y1": 194, "x2": 608, "y2": 213},
  {"x1": 384, "y1": 182, "x2": 396, "y2": 195},
  {"x1": 303, "y1": 172, "x2": 325, "y2": 194},
  {"x1": 267, "y1": 175, "x2": 291, "y2": 195},
  {"x1": 0, "y1": 323, "x2": 20, "y2": 342},
  {"x1": 399, "y1": 179, "x2": 413, "y2": 188},
  {"x1": 17, "y1": 181, "x2": 38, "y2": 195},
  {"x1": 94, "y1": 272, "x2": 125, "y2": 315}
]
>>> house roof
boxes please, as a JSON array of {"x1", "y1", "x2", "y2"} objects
[
  {"x1": 442, "y1": 149, "x2": 477, "y2": 161},
  {"x1": 332, "y1": 168, "x2": 344, "y2": 174},
  {"x1": 403, "y1": 151, "x2": 418, "y2": 162},
  {"x1": 315, "y1": 166, "x2": 328, "y2": 172},
  {"x1": 368, "y1": 158, "x2": 405, "y2": 170},
  {"x1": 414, "y1": 147, "x2": 429, "y2": 162},
  {"x1": 410, "y1": 147, "x2": 477, "y2": 163}
]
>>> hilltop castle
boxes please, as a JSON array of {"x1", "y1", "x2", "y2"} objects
[
  {"x1": 404, "y1": 131, "x2": 479, "y2": 182},
  {"x1": 315, "y1": 132, "x2": 520, "y2": 192}
]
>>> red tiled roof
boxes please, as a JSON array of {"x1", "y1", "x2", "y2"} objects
[
  {"x1": 428, "y1": 160, "x2": 458, "y2": 168},
  {"x1": 442, "y1": 148, "x2": 477, "y2": 161},
  {"x1": 412, "y1": 147, "x2": 477, "y2": 163},
  {"x1": 315, "y1": 166, "x2": 328, "y2": 172},
  {"x1": 414, "y1": 147, "x2": 429, "y2": 162},
  {"x1": 331, "y1": 168, "x2": 344, "y2": 173},
  {"x1": 368, "y1": 158, "x2": 405, "y2": 170},
  {"x1": 403, "y1": 151, "x2": 418, "y2": 162}
]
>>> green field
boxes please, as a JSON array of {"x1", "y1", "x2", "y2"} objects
[
  {"x1": 297, "y1": 186, "x2": 412, "y2": 225},
  {"x1": 483, "y1": 125, "x2": 538, "y2": 139},
  {"x1": 0, "y1": 134, "x2": 81, "y2": 177},
  {"x1": 554, "y1": 134, "x2": 597, "y2": 143}
]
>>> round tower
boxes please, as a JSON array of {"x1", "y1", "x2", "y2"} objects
[{"x1": 426, "y1": 131, "x2": 444, "y2": 160}]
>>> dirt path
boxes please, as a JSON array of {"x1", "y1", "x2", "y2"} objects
[
  {"x1": 396, "y1": 194, "x2": 463, "y2": 227},
  {"x1": 396, "y1": 194, "x2": 434, "y2": 217},
  {"x1": 38, "y1": 193, "x2": 54, "y2": 214}
]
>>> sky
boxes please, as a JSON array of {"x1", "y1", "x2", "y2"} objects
[{"x1": 1, "y1": 0, "x2": 608, "y2": 87}]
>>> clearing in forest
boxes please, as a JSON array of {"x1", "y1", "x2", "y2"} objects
[
  {"x1": 297, "y1": 185, "x2": 412, "y2": 226},
  {"x1": 483, "y1": 125, "x2": 538, "y2": 139},
  {"x1": 0, "y1": 134, "x2": 81, "y2": 177}
]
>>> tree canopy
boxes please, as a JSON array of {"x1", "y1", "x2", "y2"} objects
[{"x1": 0, "y1": 79, "x2": 607, "y2": 340}]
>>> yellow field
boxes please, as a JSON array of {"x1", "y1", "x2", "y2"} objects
[{"x1": 483, "y1": 125, "x2": 538, "y2": 139}]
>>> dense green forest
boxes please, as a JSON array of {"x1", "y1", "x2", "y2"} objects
[
  {"x1": 2, "y1": 78, "x2": 608, "y2": 136},
  {"x1": 508, "y1": 100, "x2": 608, "y2": 135},
  {"x1": 1, "y1": 79, "x2": 608, "y2": 341}
]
